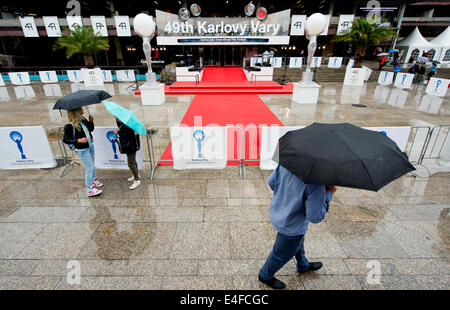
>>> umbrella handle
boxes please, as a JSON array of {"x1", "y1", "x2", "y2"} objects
[{"x1": 85, "y1": 106, "x2": 90, "y2": 116}]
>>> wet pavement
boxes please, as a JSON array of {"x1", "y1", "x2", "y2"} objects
[{"x1": 0, "y1": 81, "x2": 449, "y2": 290}]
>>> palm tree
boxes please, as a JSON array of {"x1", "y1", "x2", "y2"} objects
[
  {"x1": 334, "y1": 18, "x2": 395, "y2": 68},
  {"x1": 53, "y1": 26, "x2": 109, "y2": 68}
]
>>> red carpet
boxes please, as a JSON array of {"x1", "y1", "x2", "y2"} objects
[
  {"x1": 135, "y1": 66, "x2": 294, "y2": 95},
  {"x1": 158, "y1": 67, "x2": 284, "y2": 166}
]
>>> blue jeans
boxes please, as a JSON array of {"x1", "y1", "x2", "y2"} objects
[
  {"x1": 259, "y1": 233, "x2": 309, "y2": 281},
  {"x1": 77, "y1": 142, "x2": 96, "y2": 190}
]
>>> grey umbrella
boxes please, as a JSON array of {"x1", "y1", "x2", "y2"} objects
[{"x1": 53, "y1": 90, "x2": 111, "y2": 111}]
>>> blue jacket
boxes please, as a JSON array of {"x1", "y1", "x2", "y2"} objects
[{"x1": 268, "y1": 165, "x2": 333, "y2": 236}]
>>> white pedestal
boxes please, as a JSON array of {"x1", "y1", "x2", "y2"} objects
[
  {"x1": 291, "y1": 82, "x2": 321, "y2": 104},
  {"x1": 140, "y1": 83, "x2": 165, "y2": 106}
]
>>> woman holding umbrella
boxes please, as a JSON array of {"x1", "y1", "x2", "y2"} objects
[
  {"x1": 54, "y1": 90, "x2": 112, "y2": 197},
  {"x1": 113, "y1": 118, "x2": 141, "y2": 190},
  {"x1": 63, "y1": 107, "x2": 103, "y2": 197},
  {"x1": 103, "y1": 101, "x2": 148, "y2": 190}
]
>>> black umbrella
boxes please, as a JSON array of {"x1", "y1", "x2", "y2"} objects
[
  {"x1": 273, "y1": 123, "x2": 415, "y2": 191},
  {"x1": 53, "y1": 90, "x2": 111, "y2": 111}
]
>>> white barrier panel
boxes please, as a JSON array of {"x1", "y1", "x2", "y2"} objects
[
  {"x1": 328, "y1": 57, "x2": 343, "y2": 68},
  {"x1": 374, "y1": 85, "x2": 391, "y2": 104},
  {"x1": 394, "y1": 73, "x2": 414, "y2": 89},
  {"x1": 43, "y1": 16, "x2": 61, "y2": 37},
  {"x1": 19, "y1": 16, "x2": 39, "y2": 37},
  {"x1": 0, "y1": 126, "x2": 56, "y2": 169},
  {"x1": 289, "y1": 57, "x2": 302, "y2": 68},
  {"x1": 114, "y1": 16, "x2": 131, "y2": 37},
  {"x1": 116, "y1": 70, "x2": 135, "y2": 82},
  {"x1": 311, "y1": 57, "x2": 322, "y2": 68},
  {"x1": 0, "y1": 87, "x2": 9, "y2": 101},
  {"x1": 71, "y1": 83, "x2": 86, "y2": 93},
  {"x1": 362, "y1": 66, "x2": 372, "y2": 81},
  {"x1": 0, "y1": 74, "x2": 4, "y2": 86},
  {"x1": 8, "y1": 72, "x2": 30, "y2": 85},
  {"x1": 260, "y1": 126, "x2": 412, "y2": 170},
  {"x1": 426, "y1": 77, "x2": 449, "y2": 97},
  {"x1": 39, "y1": 71, "x2": 58, "y2": 84},
  {"x1": 43, "y1": 84, "x2": 62, "y2": 97},
  {"x1": 67, "y1": 70, "x2": 84, "y2": 83},
  {"x1": 347, "y1": 59, "x2": 354, "y2": 69},
  {"x1": 14, "y1": 86, "x2": 35, "y2": 99},
  {"x1": 377, "y1": 71, "x2": 394, "y2": 85},
  {"x1": 272, "y1": 57, "x2": 283, "y2": 68},
  {"x1": 387, "y1": 88, "x2": 408, "y2": 108},
  {"x1": 92, "y1": 127, "x2": 144, "y2": 170},
  {"x1": 101, "y1": 70, "x2": 113, "y2": 82},
  {"x1": 171, "y1": 126, "x2": 227, "y2": 170},
  {"x1": 81, "y1": 68, "x2": 104, "y2": 87},
  {"x1": 418, "y1": 94, "x2": 443, "y2": 114},
  {"x1": 290, "y1": 15, "x2": 306, "y2": 36},
  {"x1": 260, "y1": 126, "x2": 304, "y2": 170},
  {"x1": 343, "y1": 68, "x2": 365, "y2": 86},
  {"x1": 67, "y1": 16, "x2": 83, "y2": 31}
]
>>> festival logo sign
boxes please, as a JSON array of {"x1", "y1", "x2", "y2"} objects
[{"x1": 0, "y1": 126, "x2": 56, "y2": 169}]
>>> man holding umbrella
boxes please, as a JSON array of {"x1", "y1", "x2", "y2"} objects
[
  {"x1": 258, "y1": 123, "x2": 415, "y2": 289},
  {"x1": 258, "y1": 164, "x2": 336, "y2": 289}
]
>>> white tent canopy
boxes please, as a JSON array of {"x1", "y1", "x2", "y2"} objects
[
  {"x1": 397, "y1": 27, "x2": 437, "y2": 63},
  {"x1": 430, "y1": 26, "x2": 450, "y2": 63}
]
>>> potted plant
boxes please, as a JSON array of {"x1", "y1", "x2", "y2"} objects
[
  {"x1": 334, "y1": 18, "x2": 395, "y2": 68},
  {"x1": 53, "y1": 26, "x2": 109, "y2": 68}
]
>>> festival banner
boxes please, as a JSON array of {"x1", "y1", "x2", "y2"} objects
[
  {"x1": 66, "y1": 16, "x2": 83, "y2": 31},
  {"x1": 260, "y1": 126, "x2": 412, "y2": 170},
  {"x1": 289, "y1": 57, "x2": 302, "y2": 68},
  {"x1": 337, "y1": 15, "x2": 354, "y2": 35},
  {"x1": 90, "y1": 16, "x2": 108, "y2": 37},
  {"x1": 328, "y1": 57, "x2": 343, "y2": 68},
  {"x1": 0, "y1": 126, "x2": 56, "y2": 169},
  {"x1": 81, "y1": 68, "x2": 104, "y2": 87},
  {"x1": 290, "y1": 15, "x2": 307, "y2": 36},
  {"x1": 171, "y1": 126, "x2": 228, "y2": 170},
  {"x1": 114, "y1": 16, "x2": 131, "y2": 37},
  {"x1": 39, "y1": 71, "x2": 59, "y2": 84},
  {"x1": 67, "y1": 70, "x2": 84, "y2": 83},
  {"x1": 116, "y1": 70, "x2": 136, "y2": 82},
  {"x1": 377, "y1": 71, "x2": 394, "y2": 85},
  {"x1": 394, "y1": 73, "x2": 414, "y2": 89},
  {"x1": 8, "y1": 72, "x2": 31, "y2": 85},
  {"x1": 19, "y1": 16, "x2": 39, "y2": 37},
  {"x1": 425, "y1": 77, "x2": 449, "y2": 97},
  {"x1": 43, "y1": 16, "x2": 61, "y2": 37},
  {"x1": 91, "y1": 127, "x2": 144, "y2": 169}
]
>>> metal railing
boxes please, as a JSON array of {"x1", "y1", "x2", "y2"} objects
[
  {"x1": 175, "y1": 74, "x2": 200, "y2": 85},
  {"x1": 249, "y1": 73, "x2": 276, "y2": 85},
  {"x1": 3, "y1": 124, "x2": 449, "y2": 180},
  {"x1": 421, "y1": 125, "x2": 450, "y2": 162}
]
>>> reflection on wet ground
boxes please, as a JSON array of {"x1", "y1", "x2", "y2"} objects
[{"x1": 0, "y1": 81, "x2": 449, "y2": 290}]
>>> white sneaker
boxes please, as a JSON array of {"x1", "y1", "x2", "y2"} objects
[
  {"x1": 87, "y1": 186, "x2": 102, "y2": 197},
  {"x1": 129, "y1": 180, "x2": 141, "y2": 190},
  {"x1": 127, "y1": 176, "x2": 135, "y2": 182}
]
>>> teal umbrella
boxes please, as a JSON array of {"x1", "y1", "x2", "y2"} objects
[{"x1": 103, "y1": 101, "x2": 147, "y2": 135}]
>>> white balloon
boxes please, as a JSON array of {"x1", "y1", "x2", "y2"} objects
[
  {"x1": 306, "y1": 13, "x2": 326, "y2": 36},
  {"x1": 133, "y1": 13, "x2": 155, "y2": 37}
]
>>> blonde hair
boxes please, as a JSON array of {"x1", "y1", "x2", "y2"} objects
[{"x1": 67, "y1": 107, "x2": 83, "y2": 131}]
